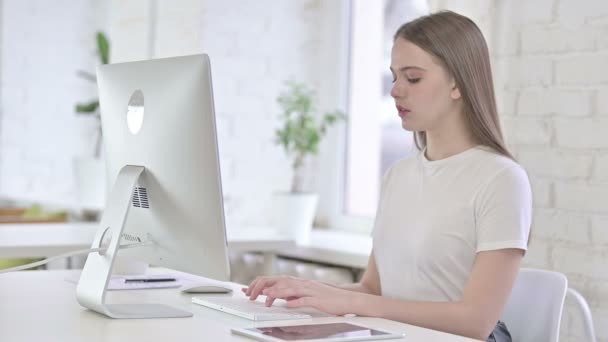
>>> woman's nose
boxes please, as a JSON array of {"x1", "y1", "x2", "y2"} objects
[{"x1": 390, "y1": 81, "x2": 405, "y2": 99}]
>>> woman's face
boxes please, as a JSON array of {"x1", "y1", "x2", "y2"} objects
[{"x1": 390, "y1": 38, "x2": 461, "y2": 132}]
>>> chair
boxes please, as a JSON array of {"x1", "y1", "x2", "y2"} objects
[
  {"x1": 567, "y1": 287, "x2": 597, "y2": 342},
  {"x1": 501, "y1": 268, "x2": 568, "y2": 342}
]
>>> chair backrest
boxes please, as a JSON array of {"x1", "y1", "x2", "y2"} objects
[{"x1": 501, "y1": 268, "x2": 568, "y2": 342}]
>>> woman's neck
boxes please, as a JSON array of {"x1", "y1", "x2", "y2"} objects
[
  {"x1": 424, "y1": 113, "x2": 477, "y2": 161},
  {"x1": 425, "y1": 137, "x2": 477, "y2": 161}
]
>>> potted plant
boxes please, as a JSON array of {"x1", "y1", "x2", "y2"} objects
[
  {"x1": 76, "y1": 31, "x2": 109, "y2": 157},
  {"x1": 272, "y1": 81, "x2": 344, "y2": 243},
  {"x1": 73, "y1": 31, "x2": 110, "y2": 214}
]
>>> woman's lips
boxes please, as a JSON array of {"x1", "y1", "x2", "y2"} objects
[{"x1": 396, "y1": 105, "x2": 410, "y2": 118}]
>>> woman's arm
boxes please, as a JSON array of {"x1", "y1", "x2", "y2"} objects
[
  {"x1": 245, "y1": 248, "x2": 522, "y2": 340},
  {"x1": 250, "y1": 248, "x2": 522, "y2": 340},
  {"x1": 354, "y1": 248, "x2": 523, "y2": 340},
  {"x1": 333, "y1": 251, "x2": 381, "y2": 295}
]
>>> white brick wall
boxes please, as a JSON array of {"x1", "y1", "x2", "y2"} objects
[
  {"x1": 555, "y1": 183, "x2": 608, "y2": 214},
  {"x1": 529, "y1": 178, "x2": 554, "y2": 208},
  {"x1": 193, "y1": 0, "x2": 334, "y2": 226},
  {"x1": 0, "y1": 0, "x2": 342, "y2": 227},
  {"x1": 558, "y1": 0, "x2": 608, "y2": 25},
  {"x1": 517, "y1": 89, "x2": 592, "y2": 117},
  {"x1": 495, "y1": 56, "x2": 554, "y2": 88},
  {"x1": 521, "y1": 27, "x2": 596, "y2": 54},
  {"x1": 524, "y1": 238, "x2": 551, "y2": 268},
  {"x1": 432, "y1": 0, "x2": 608, "y2": 341},
  {"x1": 496, "y1": 0, "x2": 555, "y2": 26},
  {"x1": 552, "y1": 246, "x2": 608, "y2": 281},
  {"x1": 518, "y1": 149, "x2": 592, "y2": 180},
  {"x1": 555, "y1": 118, "x2": 608, "y2": 148},
  {"x1": 556, "y1": 54, "x2": 608, "y2": 85},
  {"x1": 591, "y1": 216, "x2": 608, "y2": 244},
  {"x1": 533, "y1": 209, "x2": 592, "y2": 244},
  {"x1": 501, "y1": 117, "x2": 552, "y2": 145},
  {"x1": 0, "y1": 0, "x2": 108, "y2": 206},
  {"x1": 598, "y1": 88, "x2": 608, "y2": 115}
]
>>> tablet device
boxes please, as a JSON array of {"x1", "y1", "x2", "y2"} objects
[{"x1": 231, "y1": 322, "x2": 404, "y2": 342}]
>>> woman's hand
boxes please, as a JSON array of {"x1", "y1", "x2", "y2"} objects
[{"x1": 241, "y1": 276, "x2": 361, "y2": 316}]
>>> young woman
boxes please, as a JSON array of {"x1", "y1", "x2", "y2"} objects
[{"x1": 243, "y1": 10, "x2": 531, "y2": 342}]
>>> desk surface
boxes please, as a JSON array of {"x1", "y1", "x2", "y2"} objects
[{"x1": 0, "y1": 270, "x2": 480, "y2": 342}]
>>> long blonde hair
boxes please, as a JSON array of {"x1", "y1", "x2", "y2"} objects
[{"x1": 394, "y1": 10, "x2": 513, "y2": 160}]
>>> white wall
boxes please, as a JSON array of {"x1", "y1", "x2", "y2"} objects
[
  {"x1": 0, "y1": 0, "x2": 345, "y2": 228},
  {"x1": 135, "y1": 0, "x2": 342, "y2": 227},
  {"x1": 0, "y1": 0, "x2": 108, "y2": 206},
  {"x1": 430, "y1": 1, "x2": 608, "y2": 341}
]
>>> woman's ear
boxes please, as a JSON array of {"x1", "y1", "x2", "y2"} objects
[{"x1": 450, "y1": 79, "x2": 461, "y2": 100}]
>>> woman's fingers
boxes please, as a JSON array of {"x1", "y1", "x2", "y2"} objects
[
  {"x1": 263, "y1": 279, "x2": 317, "y2": 299},
  {"x1": 286, "y1": 296, "x2": 316, "y2": 308},
  {"x1": 264, "y1": 295, "x2": 276, "y2": 307},
  {"x1": 263, "y1": 286, "x2": 302, "y2": 299},
  {"x1": 243, "y1": 276, "x2": 317, "y2": 302},
  {"x1": 248, "y1": 276, "x2": 285, "y2": 300},
  {"x1": 248, "y1": 278, "x2": 270, "y2": 300},
  {"x1": 243, "y1": 276, "x2": 262, "y2": 296}
]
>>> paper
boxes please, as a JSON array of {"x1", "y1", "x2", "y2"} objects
[{"x1": 65, "y1": 273, "x2": 185, "y2": 290}]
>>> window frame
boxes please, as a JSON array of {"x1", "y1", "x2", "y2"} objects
[{"x1": 314, "y1": 0, "x2": 384, "y2": 234}]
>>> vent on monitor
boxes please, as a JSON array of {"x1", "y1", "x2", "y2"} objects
[
  {"x1": 132, "y1": 187, "x2": 150, "y2": 209},
  {"x1": 121, "y1": 233, "x2": 142, "y2": 243}
]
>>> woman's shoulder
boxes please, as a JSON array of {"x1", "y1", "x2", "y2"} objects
[
  {"x1": 378, "y1": 152, "x2": 420, "y2": 186},
  {"x1": 388, "y1": 151, "x2": 421, "y2": 172},
  {"x1": 383, "y1": 146, "x2": 529, "y2": 184},
  {"x1": 475, "y1": 146, "x2": 525, "y2": 172},
  {"x1": 473, "y1": 147, "x2": 530, "y2": 188}
]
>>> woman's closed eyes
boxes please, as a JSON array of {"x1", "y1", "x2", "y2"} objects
[{"x1": 390, "y1": 75, "x2": 422, "y2": 84}]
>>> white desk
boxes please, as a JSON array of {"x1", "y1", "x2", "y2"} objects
[{"x1": 0, "y1": 269, "x2": 481, "y2": 342}]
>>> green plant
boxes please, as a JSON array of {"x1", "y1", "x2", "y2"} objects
[
  {"x1": 22, "y1": 204, "x2": 67, "y2": 221},
  {"x1": 75, "y1": 31, "x2": 110, "y2": 158},
  {"x1": 275, "y1": 81, "x2": 345, "y2": 193}
]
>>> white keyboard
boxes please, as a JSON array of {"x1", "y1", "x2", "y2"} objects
[{"x1": 192, "y1": 296, "x2": 312, "y2": 321}]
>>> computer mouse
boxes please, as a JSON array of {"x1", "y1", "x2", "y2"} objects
[{"x1": 181, "y1": 283, "x2": 233, "y2": 294}]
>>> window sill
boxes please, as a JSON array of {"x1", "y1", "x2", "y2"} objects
[{"x1": 276, "y1": 228, "x2": 372, "y2": 269}]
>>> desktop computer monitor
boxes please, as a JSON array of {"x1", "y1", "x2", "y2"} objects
[{"x1": 76, "y1": 54, "x2": 230, "y2": 319}]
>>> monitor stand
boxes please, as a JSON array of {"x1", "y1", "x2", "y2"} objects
[{"x1": 76, "y1": 165, "x2": 192, "y2": 319}]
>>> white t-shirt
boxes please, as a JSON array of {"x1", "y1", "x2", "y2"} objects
[{"x1": 372, "y1": 146, "x2": 532, "y2": 302}]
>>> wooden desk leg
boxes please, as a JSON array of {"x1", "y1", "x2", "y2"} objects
[{"x1": 262, "y1": 252, "x2": 277, "y2": 276}]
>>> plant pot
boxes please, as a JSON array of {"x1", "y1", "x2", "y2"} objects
[
  {"x1": 271, "y1": 192, "x2": 318, "y2": 244},
  {"x1": 73, "y1": 157, "x2": 106, "y2": 212}
]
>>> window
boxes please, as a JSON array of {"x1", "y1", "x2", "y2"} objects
[{"x1": 320, "y1": 0, "x2": 428, "y2": 233}]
